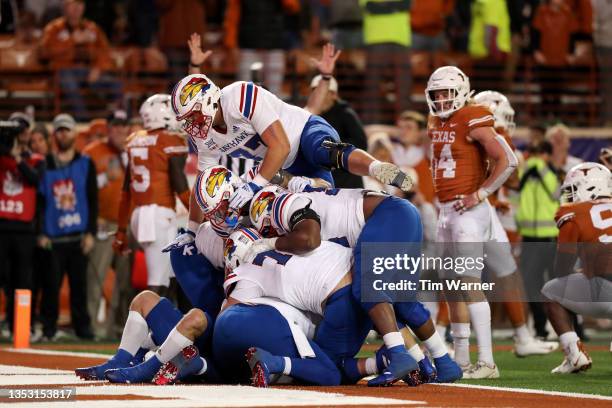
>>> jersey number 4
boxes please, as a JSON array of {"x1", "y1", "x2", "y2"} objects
[
  {"x1": 590, "y1": 203, "x2": 612, "y2": 243},
  {"x1": 433, "y1": 144, "x2": 456, "y2": 179},
  {"x1": 130, "y1": 147, "x2": 150, "y2": 193}
]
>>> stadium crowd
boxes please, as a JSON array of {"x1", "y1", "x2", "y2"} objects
[{"x1": 0, "y1": 0, "x2": 610, "y2": 386}]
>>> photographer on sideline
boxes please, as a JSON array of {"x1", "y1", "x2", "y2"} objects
[{"x1": 0, "y1": 119, "x2": 45, "y2": 336}]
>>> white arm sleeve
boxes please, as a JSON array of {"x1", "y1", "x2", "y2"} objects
[
  {"x1": 230, "y1": 280, "x2": 265, "y2": 304},
  {"x1": 482, "y1": 135, "x2": 518, "y2": 196}
]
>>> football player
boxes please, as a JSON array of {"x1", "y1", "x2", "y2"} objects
[
  {"x1": 600, "y1": 146, "x2": 612, "y2": 170},
  {"x1": 113, "y1": 94, "x2": 190, "y2": 294},
  {"x1": 164, "y1": 66, "x2": 414, "y2": 251},
  {"x1": 473, "y1": 91, "x2": 558, "y2": 357},
  {"x1": 542, "y1": 163, "x2": 611, "y2": 374},
  {"x1": 244, "y1": 185, "x2": 461, "y2": 384},
  {"x1": 223, "y1": 227, "x2": 410, "y2": 387},
  {"x1": 426, "y1": 67, "x2": 518, "y2": 379}
]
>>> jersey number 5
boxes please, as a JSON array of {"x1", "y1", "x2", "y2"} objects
[
  {"x1": 130, "y1": 147, "x2": 150, "y2": 193},
  {"x1": 590, "y1": 203, "x2": 612, "y2": 243},
  {"x1": 434, "y1": 144, "x2": 456, "y2": 179}
]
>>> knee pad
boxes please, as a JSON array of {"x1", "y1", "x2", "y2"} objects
[
  {"x1": 145, "y1": 297, "x2": 182, "y2": 345},
  {"x1": 395, "y1": 302, "x2": 431, "y2": 329},
  {"x1": 321, "y1": 140, "x2": 357, "y2": 170}
]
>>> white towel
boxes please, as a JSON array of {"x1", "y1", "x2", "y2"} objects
[{"x1": 134, "y1": 205, "x2": 157, "y2": 243}]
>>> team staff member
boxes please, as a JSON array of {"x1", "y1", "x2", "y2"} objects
[
  {"x1": 0, "y1": 118, "x2": 45, "y2": 334},
  {"x1": 39, "y1": 114, "x2": 97, "y2": 340}
]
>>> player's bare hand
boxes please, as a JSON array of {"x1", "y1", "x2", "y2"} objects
[
  {"x1": 112, "y1": 230, "x2": 132, "y2": 255},
  {"x1": 310, "y1": 43, "x2": 341, "y2": 75},
  {"x1": 188, "y1": 32, "x2": 212, "y2": 67},
  {"x1": 81, "y1": 233, "x2": 95, "y2": 254},
  {"x1": 453, "y1": 193, "x2": 480, "y2": 214}
]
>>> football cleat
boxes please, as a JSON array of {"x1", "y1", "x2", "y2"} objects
[
  {"x1": 75, "y1": 349, "x2": 136, "y2": 380},
  {"x1": 551, "y1": 342, "x2": 592, "y2": 374},
  {"x1": 462, "y1": 361, "x2": 500, "y2": 379},
  {"x1": 246, "y1": 347, "x2": 282, "y2": 388},
  {"x1": 370, "y1": 162, "x2": 413, "y2": 192},
  {"x1": 514, "y1": 336, "x2": 559, "y2": 357},
  {"x1": 105, "y1": 354, "x2": 162, "y2": 384},
  {"x1": 433, "y1": 354, "x2": 463, "y2": 383},
  {"x1": 415, "y1": 357, "x2": 437, "y2": 384},
  {"x1": 152, "y1": 345, "x2": 204, "y2": 385},
  {"x1": 368, "y1": 345, "x2": 418, "y2": 387}
]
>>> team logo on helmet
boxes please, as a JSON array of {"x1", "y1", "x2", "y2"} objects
[
  {"x1": 179, "y1": 77, "x2": 210, "y2": 106},
  {"x1": 250, "y1": 191, "x2": 275, "y2": 223},
  {"x1": 206, "y1": 168, "x2": 228, "y2": 198},
  {"x1": 224, "y1": 238, "x2": 236, "y2": 260}
]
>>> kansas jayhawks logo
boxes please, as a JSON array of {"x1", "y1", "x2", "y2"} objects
[
  {"x1": 206, "y1": 167, "x2": 228, "y2": 198},
  {"x1": 250, "y1": 191, "x2": 275, "y2": 223},
  {"x1": 179, "y1": 77, "x2": 210, "y2": 106}
]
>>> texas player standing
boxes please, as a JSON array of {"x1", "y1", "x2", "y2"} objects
[
  {"x1": 542, "y1": 163, "x2": 611, "y2": 374},
  {"x1": 426, "y1": 66, "x2": 518, "y2": 379},
  {"x1": 113, "y1": 94, "x2": 190, "y2": 294}
]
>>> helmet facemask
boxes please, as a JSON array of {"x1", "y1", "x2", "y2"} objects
[
  {"x1": 427, "y1": 88, "x2": 463, "y2": 119},
  {"x1": 179, "y1": 107, "x2": 213, "y2": 140}
]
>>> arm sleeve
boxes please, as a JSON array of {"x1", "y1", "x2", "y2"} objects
[
  {"x1": 86, "y1": 158, "x2": 99, "y2": 235},
  {"x1": 230, "y1": 279, "x2": 265, "y2": 303}
]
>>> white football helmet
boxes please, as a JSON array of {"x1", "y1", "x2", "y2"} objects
[
  {"x1": 561, "y1": 162, "x2": 611, "y2": 203},
  {"x1": 194, "y1": 165, "x2": 240, "y2": 219},
  {"x1": 224, "y1": 226, "x2": 261, "y2": 275},
  {"x1": 249, "y1": 185, "x2": 286, "y2": 237},
  {"x1": 139, "y1": 94, "x2": 179, "y2": 131},
  {"x1": 171, "y1": 74, "x2": 222, "y2": 139},
  {"x1": 473, "y1": 90, "x2": 516, "y2": 135},
  {"x1": 425, "y1": 66, "x2": 472, "y2": 119}
]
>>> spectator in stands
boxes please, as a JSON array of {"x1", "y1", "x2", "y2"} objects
[
  {"x1": 39, "y1": 113, "x2": 97, "y2": 341},
  {"x1": 361, "y1": 0, "x2": 412, "y2": 124},
  {"x1": 309, "y1": 74, "x2": 367, "y2": 188},
  {"x1": 468, "y1": 0, "x2": 512, "y2": 92},
  {"x1": 39, "y1": 0, "x2": 122, "y2": 120},
  {"x1": 410, "y1": 0, "x2": 454, "y2": 52},
  {"x1": 224, "y1": 0, "x2": 301, "y2": 96},
  {"x1": 9, "y1": 112, "x2": 34, "y2": 151},
  {"x1": 545, "y1": 123, "x2": 583, "y2": 174},
  {"x1": 29, "y1": 125, "x2": 50, "y2": 156},
  {"x1": 157, "y1": 0, "x2": 206, "y2": 85},
  {"x1": 390, "y1": 111, "x2": 435, "y2": 203},
  {"x1": 329, "y1": 0, "x2": 363, "y2": 50},
  {"x1": 82, "y1": 110, "x2": 132, "y2": 339},
  {"x1": 532, "y1": 0, "x2": 577, "y2": 119},
  {"x1": 592, "y1": 0, "x2": 612, "y2": 125},
  {"x1": 0, "y1": 117, "x2": 45, "y2": 337},
  {"x1": 516, "y1": 140, "x2": 560, "y2": 340}
]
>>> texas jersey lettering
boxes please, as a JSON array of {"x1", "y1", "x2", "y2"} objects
[{"x1": 428, "y1": 104, "x2": 495, "y2": 202}]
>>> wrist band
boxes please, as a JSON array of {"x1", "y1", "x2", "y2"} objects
[
  {"x1": 189, "y1": 62, "x2": 200, "y2": 68},
  {"x1": 321, "y1": 74, "x2": 333, "y2": 80},
  {"x1": 252, "y1": 173, "x2": 269, "y2": 187},
  {"x1": 476, "y1": 188, "x2": 489, "y2": 202}
]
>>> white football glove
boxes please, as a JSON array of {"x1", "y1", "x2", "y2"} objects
[
  {"x1": 243, "y1": 238, "x2": 278, "y2": 264},
  {"x1": 229, "y1": 181, "x2": 262, "y2": 211},
  {"x1": 369, "y1": 161, "x2": 413, "y2": 192},
  {"x1": 287, "y1": 176, "x2": 314, "y2": 193},
  {"x1": 161, "y1": 228, "x2": 195, "y2": 253}
]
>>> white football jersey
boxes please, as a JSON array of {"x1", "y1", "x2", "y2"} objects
[
  {"x1": 225, "y1": 241, "x2": 352, "y2": 316},
  {"x1": 192, "y1": 82, "x2": 310, "y2": 171},
  {"x1": 272, "y1": 188, "x2": 367, "y2": 248},
  {"x1": 195, "y1": 222, "x2": 225, "y2": 269}
]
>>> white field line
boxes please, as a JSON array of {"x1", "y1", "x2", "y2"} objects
[
  {"x1": 5, "y1": 347, "x2": 110, "y2": 360},
  {"x1": 0, "y1": 364, "x2": 424, "y2": 407},
  {"x1": 434, "y1": 382, "x2": 612, "y2": 401}
]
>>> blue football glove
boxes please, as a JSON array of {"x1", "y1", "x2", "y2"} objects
[
  {"x1": 161, "y1": 228, "x2": 196, "y2": 253},
  {"x1": 229, "y1": 182, "x2": 262, "y2": 211}
]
